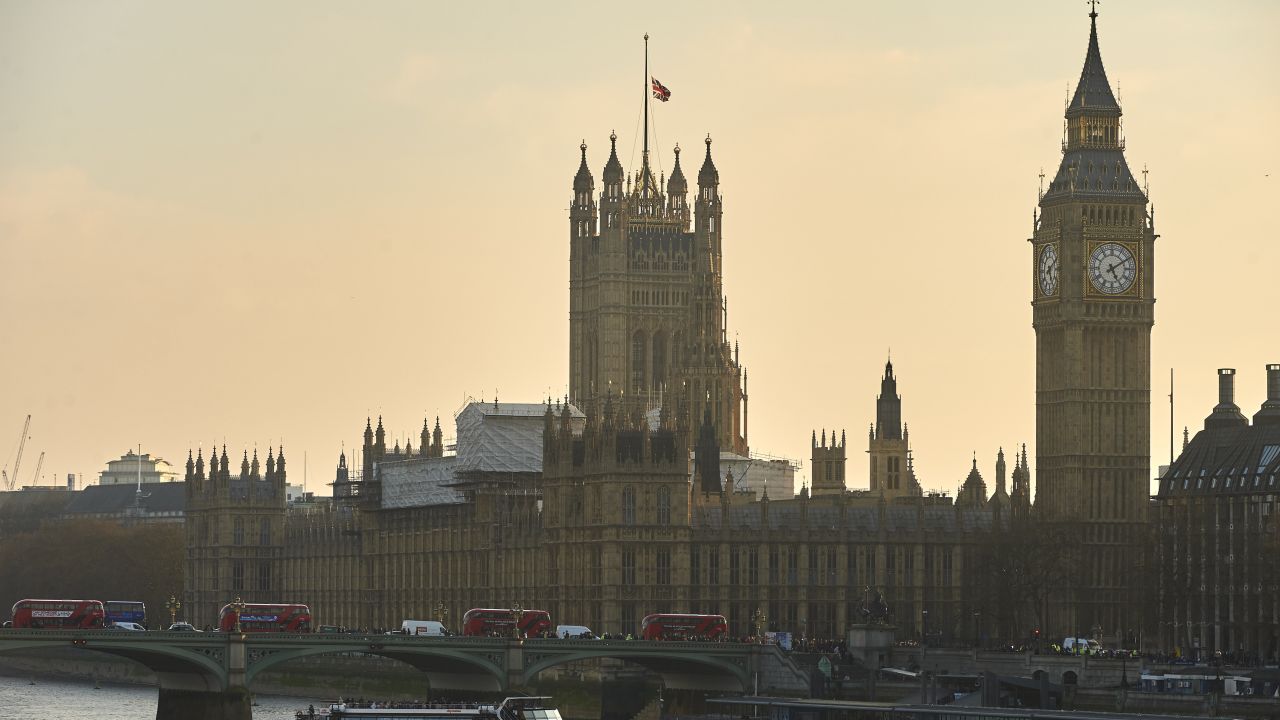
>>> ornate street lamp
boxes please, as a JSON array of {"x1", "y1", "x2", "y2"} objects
[
  {"x1": 752, "y1": 607, "x2": 766, "y2": 643},
  {"x1": 231, "y1": 596, "x2": 247, "y2": 633},
  {"x1": 922, "y1": 609, "x2": 929, "y2": 663},
  {"x1": 165, "y1": 595, "x2": 182, "y2": 627},
  {"x1": 434, "y1": 601, "x2": 449, "y2": 630},
  {"x1": 511, "y1": 603, "x2": 523, "y2": 640}
]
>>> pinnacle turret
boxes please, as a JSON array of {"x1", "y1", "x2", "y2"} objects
[
  {"x1": 603, "y1": 131, "x2": 623, "y2": 184},
  {"x1": 667, "y1": 143, "x2": 687, "y2": 196},
  {"x1": 573, "y1": 140, "x2": 594, "y2": 192},
  {"x1": 698, "y1": 135, "x2": 718, "y2": 187}
]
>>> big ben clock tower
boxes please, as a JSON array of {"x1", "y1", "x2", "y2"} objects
[{"x1": 1032, "y1": 8, "x2": 1155, "y2": 641}]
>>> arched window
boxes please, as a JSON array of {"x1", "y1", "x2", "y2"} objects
[
  {"x1": 259, "y1": 518, "x2": 271, "y2": 545},
  {"x1": 623, "y1": 486, "x2": 636, "y2": 526},
  {"x1": 651, "y1": 332, "x2": 667, "y2": 390},
  {"x1": 233, "y1": 517, "x2": 244, "y2": 546},
  {"x1": 631, "y1": 331, "x2": 646, "y2": 393},
  {"x1": 656, "y1": 486, "x2": 671, "y2": 526}
]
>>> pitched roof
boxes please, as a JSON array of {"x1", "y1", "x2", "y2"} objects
[
  {"x1": 1157, "y1": 422, "x2": 1280, "y2": 498},
  {"x1": 62, "y1": 482, "x2": 186, "y2": 515},
  {"x1": 1067, "y1": 14, "x2": 1120, "y2": 117}
]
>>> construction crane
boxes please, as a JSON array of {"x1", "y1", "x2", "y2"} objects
[
  {"x1": 3, "y1": 415, "x2": 31, "y2": 492},
  {"x1": 29, "y1": 451, "x2": 45, "y2": 486}
]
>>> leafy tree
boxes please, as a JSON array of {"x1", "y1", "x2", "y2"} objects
[{"x1": 0, "y1": 520, "x2": 185, "y2": 628}]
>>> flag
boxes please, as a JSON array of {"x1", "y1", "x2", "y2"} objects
[{"x1": 651, "y1": 77, "x2": 671, "y2": 102}]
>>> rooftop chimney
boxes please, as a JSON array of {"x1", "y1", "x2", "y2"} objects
[
  {"x1": 1206, "y1": 368, "x2": 1248, "y2": 430},
  {"x1": 1254, "y1": 363, "x2": 1280, "y2": 426}
]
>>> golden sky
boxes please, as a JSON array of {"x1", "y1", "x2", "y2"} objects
[{"x1": 1, "y1": 0, "x2": 1276, "y2": 497}]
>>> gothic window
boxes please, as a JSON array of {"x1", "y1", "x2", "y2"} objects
[
  {"x1": 622, "y1": 486, "x2": 636, "y2": 526},
  {"x1": 808, "y1": 547, "x2": 818, "y2": 584},
  {"x1": 232, "y1": 561, "x2": 244, "y2": 591},
  {"x1": 708, "y1": 547, "x2": 720, "y2": 585},
  {"x1": 233, "y1": 517, "x2": 244, "y2": 546},
  {"x1": 257, "y1": 562, "x2": 270, "y2": 591},
  {"x1": 656, "y1": 486, "x2": 670, "y2": 526},
  {"x1": 769, "y1": 547, "x2": 779, "y2": 584},
  {"x1": 621, "y1": 602, "x2": 636, "y2": 636},
  {"x1": 866, "y1": 547, "x2": 877, "y2": 584},
  {"x1": 631, "y1": 331, "x2": 646, "y2": 394},
  {"x1": 622, "y1": 549, "x2": 636, "y2": 586},
  {"x1": 729, "y1": 548, "x2": 740, "y2": 585},
  {"x1": 592, "y1": 546, "x2": 603, "y2": 586},
  {"x1": 690, "y1": 546, "x2": 701, "y2": 589},
  {"x1": 827, "y1": 546, "x2": 837, "y2": 585},
  {"x1": 787, "y1": 547, "x2": 798, "y2": 584},
  {"x1": 651, "y1": 332, "x2": 666, "y2": 390},
  {"x1": 748, "y1": 546, "x2": 759, "y2": 585},
  {"x1": 259, "y1": 518, "x2": 270, "y2": 545},
  {"x1": 656, "y1": 549, "x2": 671, "y2": 585}
]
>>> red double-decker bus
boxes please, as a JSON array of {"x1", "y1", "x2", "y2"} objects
[
  {"x1": 640, "y1": 613, "x2": 728, "y2": 641},
  {"x1": 462, "y1": 608, "x2": 552, "y2": 638},
  {"x1": 217, "y1": 603, "x2": 312, "y2": 633},
  {"x1": 10, "y1": 599, "x2": 107, "y2": 629}
]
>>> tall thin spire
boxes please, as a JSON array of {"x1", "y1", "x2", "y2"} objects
[
  {"x1": 1068, "y1": 5, "x2": 1120, "y2": 116},
  {"x1": 643, "y1": 33, "x2": 650, "y2": 165}
]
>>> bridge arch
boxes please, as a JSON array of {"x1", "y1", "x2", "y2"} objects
[
  {"x1": 244, "y1": 643, "x2": 506, "y2": 691},
  {"x1": 0, "y1": 634, "x2": 226, "y2": 691},
  {"x1": 522, "y1": 646, "x2": 749, "y2": 692}
]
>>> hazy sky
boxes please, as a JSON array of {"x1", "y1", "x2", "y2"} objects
[{"x1": 1, "y1": 1, "x2": 1276, "y2": 497}]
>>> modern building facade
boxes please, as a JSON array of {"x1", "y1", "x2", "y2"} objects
[{"x1": 1155, "y1": 366, "x2": 1280, "y2": 659}]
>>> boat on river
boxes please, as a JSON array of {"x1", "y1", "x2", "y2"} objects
[{"x1": 298, "y1": 696, "x2": 563, "y2": 720}]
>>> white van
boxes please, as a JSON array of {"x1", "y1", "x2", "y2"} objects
[
  {"x1": 555, "y1": 624, "x2": 594, "y2": 639},
  {"x1": 1062, "y1": 637, "x2": 1100, "y2": 653},
  {"x1": 401, "y1": 619, "x2": 447, "y2": 636}
]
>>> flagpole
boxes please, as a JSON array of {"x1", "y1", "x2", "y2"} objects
[{"x1": 643, "y1": 33, "x2": 650, "y2": 164}]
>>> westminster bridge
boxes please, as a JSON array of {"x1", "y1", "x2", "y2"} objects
[{"x1": 0, "y1": 630, "x2": 808, "y2": 719}]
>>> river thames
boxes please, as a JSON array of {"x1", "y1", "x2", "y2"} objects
[{"x1": 0, "y1": 674, "x2": 326, "y2": 719}]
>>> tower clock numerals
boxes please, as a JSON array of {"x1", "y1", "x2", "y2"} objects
[
  {"x1": 1088, "y1": 242, "x2": 1137, "y2": 295},
  {"x1": 1038, "y1": 243, "x2": 1059, "y2": 297}
]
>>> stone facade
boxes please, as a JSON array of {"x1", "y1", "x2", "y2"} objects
[
  {"x1": 184, "y1": 446, "x2": 287, "y2": 627},
  {"x1": 181, "y1": 395, "x2": 1024, "y2": 647},
  {"x1": 1032, "y1": 10, "x2": 1156, "y2": 641},
  {"x1": 568, "y1": 135, "x2": 747, "y2": 456}
]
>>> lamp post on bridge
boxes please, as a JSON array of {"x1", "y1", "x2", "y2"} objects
[
  {"x1": 166, "y1": 594, "x2": 182, "y2": 627},
  {"x1": 511, "y1": 603, "x2": 524, "y2": 640},
  {"x1": 752, "y1": 607, "x2": 766, "y2": 644},
  {"x1": 231, "y1": 596, "x2": 247, "y2": 634},
  {"x1": 434, "y1": 601, "x2": 449, "y2": 631}
]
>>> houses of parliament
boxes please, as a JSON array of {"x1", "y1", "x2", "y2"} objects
[{"x1": 181, "y1": 11, "x2": 1279, "y2": 659}]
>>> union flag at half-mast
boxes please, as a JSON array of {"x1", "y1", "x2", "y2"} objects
[{"x1": 651, "y1": 76, "x2": 671, "y2": 102}]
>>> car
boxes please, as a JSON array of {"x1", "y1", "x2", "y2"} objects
[
  {"x1": 167, "y1": 622, "x2": 199, "y2": 632},
  {"x1": 317, "y1": 624, "x2": 345, "y2": 634},
  {"x1": 108, "y1": 621, "x2": 147, "y2": 631}
]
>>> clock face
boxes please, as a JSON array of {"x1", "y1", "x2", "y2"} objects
[
  {"x1": 1088, "y1": 242, "x2": 1137, "y2": 295},
  {"x1": 1038, "y1": 243, "x2": 1059, "y2": 296}
]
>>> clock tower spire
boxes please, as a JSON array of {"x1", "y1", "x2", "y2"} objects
[{"x1": 1031, "y1": 7, "x2": 1156, "y2": 645}]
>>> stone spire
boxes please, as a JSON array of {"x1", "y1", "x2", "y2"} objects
[{"x1": 1067, "y1": 6, "x2": 1120, "y2": 117}]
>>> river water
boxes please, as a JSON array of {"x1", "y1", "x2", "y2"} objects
[{"x1": 0, "y1": 674, "x2": 327, "y2": 720}]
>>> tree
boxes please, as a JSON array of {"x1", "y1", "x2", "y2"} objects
[{"x1": 0, "y1": 520, "x2": 185, "y2": 627}]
